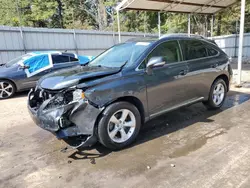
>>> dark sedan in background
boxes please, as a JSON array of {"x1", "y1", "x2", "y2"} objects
[{"x1": 0, "y1": 51, "x2": 92, "y2": 99}]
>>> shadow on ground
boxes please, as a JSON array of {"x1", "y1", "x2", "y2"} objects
[
  {"x1": 13, "y1": 91, "x2": 29, "y2": 99},
  {"x1": 68, "y1": 90, "x2": 250, "y2": 160}
]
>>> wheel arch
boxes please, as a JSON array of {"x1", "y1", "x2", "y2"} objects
[
  {"x1": 109, "y1": 96, "x2": 146, "y2": 125},
  {"x1": 0, "y1": 78, "x2": 17, "y2": 91},
  {"x1": 94, "y1": 95, "x2": 146, "y2": 135},
  {"x1": 213, "y1": 74, "x2": 230, "y2": 91}
]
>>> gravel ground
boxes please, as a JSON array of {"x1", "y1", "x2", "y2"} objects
[{"x1": 1, "y1": 68, "x2": 250, "y2": 188}]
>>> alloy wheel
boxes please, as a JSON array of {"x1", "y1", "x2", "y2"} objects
[
  {"x1": 0, "y1": 81, "x2": 14, "y2": 99},
  {"x1": 107, "y1": 109, "x2": 136, "y2": 143},
  {"x1": 212, "y1": 83, "x2": 225, "y2": 106}
]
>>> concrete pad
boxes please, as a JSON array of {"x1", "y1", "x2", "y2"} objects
[{"x1": 1, "y1": 87, "x2": 250, "y2": 188}]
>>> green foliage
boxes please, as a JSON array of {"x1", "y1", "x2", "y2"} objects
[{"x1": 0, "y1": 0, "x2": 19, "y2": 26}]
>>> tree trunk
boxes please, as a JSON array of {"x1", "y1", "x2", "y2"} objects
[
  {"x1": 56, "y1": 0, "x2": 64, "y2": 28},
  {"x1": 217, "y1": 14, "x2": 221, "y2": 36},
  {"x1": 97, "y1": 0, "x2": 107, "y2": 30}
]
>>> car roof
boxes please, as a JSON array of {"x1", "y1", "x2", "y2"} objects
[
  {"x1": 29, "y1": 51, "x2": 76, "y2": 57},
  {"x1": 160, "y1": 34, "x2": 217, "y2": 45},
  {"x1": 125, "y1": 37, "x2": 158, "y2": 43},
  {"x1": 160, "y1": 33, "x2": 205, "y2": 40},
  {"x1": 125, "y1": 34, "x2": 216, "y2": 45},
  {"x1": 30, "y1": 51, "x2": 61, "y2": 55}
]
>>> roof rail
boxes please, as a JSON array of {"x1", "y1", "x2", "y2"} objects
[{"x1": 160, "y1": 33, "x2": 205, "y2": 39}]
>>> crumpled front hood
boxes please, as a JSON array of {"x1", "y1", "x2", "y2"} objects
[{"x1": 38, "y1": 65, "x2": 121, "y2": 90}]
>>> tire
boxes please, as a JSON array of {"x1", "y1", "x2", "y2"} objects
[
  {"x1": 0, "y1": 80, "x2": 16, "y2": 99},
  {"x1": 203, "y1": 78, "x2": 227, "y2": 110},
  {"x1": 97, "y1": 101, "x2": 141, "y2": 150}
]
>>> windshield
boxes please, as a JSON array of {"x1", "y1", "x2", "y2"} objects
[
  {"x1": 88, "y1": 42, "x2": 152, "y2": 68},
  {"x1": 6, "y1": 54, "x2": 33, "y2": 67}
]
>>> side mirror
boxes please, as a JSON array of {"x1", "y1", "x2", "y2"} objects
[
  {"x1": 146, "y1": 57, "x2": 166, "y2": 75},
  {"x1": 20, "y1": 65, "x2": 30, "y2": 70},
  {"x1": 147, "y1": 57, "x2": 166, "y2": 69}
]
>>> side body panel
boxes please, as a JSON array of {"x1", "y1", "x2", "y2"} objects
[
  {"x1": 82, "y1": 70, "x2": 149, "y2": 120},
  {"x1": 180, "y1": 40, "x2": 230, "y2": 100},
  {"x1": 185, "y1": 55, "x2": 229, "y2": 100},
  {"x1": 144, "y1": 61, "x2": 190, "y2": 116}
]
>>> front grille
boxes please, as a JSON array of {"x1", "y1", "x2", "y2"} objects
[
  {"x1": 30, "y1": 87, "x2": 75, "y2": 111},
  {"x1": 30, "y1": 88, "x2": 58, "y2": 109},
  {"x1": 39, "y1": 89, "x2": 54, "y2": 101},
  {"x1": 44, "y1": 94, "x2": 65, "y2": 110}
]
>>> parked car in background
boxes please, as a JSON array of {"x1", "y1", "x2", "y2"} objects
[
  {"x1": 0, "y1": 51, "x2": 83, "y2": 99},
  {"x1": 28, "y1": 35, "x2": 232, "y2": 150}
]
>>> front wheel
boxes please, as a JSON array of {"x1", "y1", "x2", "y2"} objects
[
  {"x1": 97, "y1": 102, "x2": 141, "y2": 150},
  {"x1": 203, "y1": 78, "x2": 227, "y2": 110},
  {"x1": 0, "y1": 80, "x2": 16, "y2": 99}
]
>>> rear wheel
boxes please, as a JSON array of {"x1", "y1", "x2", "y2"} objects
[
  {"x1": 97, "y1": 102, "x2": 141, "y2": 150},
  {"x1": 203, "y1": 78, "x2": 227, "y2": 110},
  {"x1": 0, "y1": 80, "x2": 16, "y2": 99}
]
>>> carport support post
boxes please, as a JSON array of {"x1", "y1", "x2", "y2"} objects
[
  {"x1": 73, "y1": 29, "x2": 78, "y2": 54},
  {"x1": 117, "y1": 10, "x2": 121, "y2": 43},
  {"x1": 188, "y1": 14, "x2": 191, "y2": 36},
  {"x1": 19, "y1": 27, "x2": 26, "y2": 53},
  {"x1": 144, "y1": 11, "x2": 146, "y2": 37},
  {"x1": 237, "y1": 0, "x2": 246, "y2": 86},
  {"x1": 158, "y1": 12, "x2": 161, "y2": 38}
]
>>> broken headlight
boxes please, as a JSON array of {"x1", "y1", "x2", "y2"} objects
[
  {"x1": 64, "y1": 89, "x2": 85, "y2": 103},
  {"x1": 72, "y1": 89, "x2": 85, "y2": 101},
  {"x1": 43, "y1": 89, "x2": 85, "y2": 110}
]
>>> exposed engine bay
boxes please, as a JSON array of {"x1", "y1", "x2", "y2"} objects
[{"x1": 28, "y1": 87, "x2": 102, "y2": 148}]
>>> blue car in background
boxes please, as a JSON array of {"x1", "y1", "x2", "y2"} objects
[{"x1": 0, "y1": 51, "x2": 94, "y2": 99}]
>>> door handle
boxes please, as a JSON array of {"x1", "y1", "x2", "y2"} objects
[{"x1": 179, "y1": 70, "x2": 188, "y2": 75}]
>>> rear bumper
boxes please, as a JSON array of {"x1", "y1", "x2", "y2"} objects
[{"x1": 27, "y1": 89, "x2": 102, "y2": 147}]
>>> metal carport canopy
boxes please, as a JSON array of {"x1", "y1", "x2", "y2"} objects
[
  {"x1": 115, "y1": 0, "x2": 246, "y2": 86},
  {"x1": 116, "y1": 0, "x2": 237, "y2": 14}
]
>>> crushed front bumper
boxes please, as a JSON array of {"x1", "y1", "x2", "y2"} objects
[{"x1": 27, "y1": 89, "x2": 102, "y2": 147}]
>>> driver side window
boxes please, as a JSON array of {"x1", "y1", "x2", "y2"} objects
[{"x1": 139, "y1": 41, "x2": 181, "y2": 69}]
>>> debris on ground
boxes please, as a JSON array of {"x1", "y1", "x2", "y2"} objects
[
  {"x1": 68, "y1": 160, "x2": 72, "y2": 164},
  {"x1": 170, "y1": 164, "x2": 175, "y2": 167}
]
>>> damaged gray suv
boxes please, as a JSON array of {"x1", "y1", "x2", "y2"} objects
[{"x1": 28, "y1": 35, "x2": 232, "y2": 150}]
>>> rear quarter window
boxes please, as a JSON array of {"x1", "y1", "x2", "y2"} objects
[
  {"x1": 52, "y1": 55, "x2": 70, "y2": 64},
  {"x1": 207, "y1": 47, "x2": 219, "y2": 56},
  {"x1": 70, "y1": 56, "x2": 79, "y2": 62}
]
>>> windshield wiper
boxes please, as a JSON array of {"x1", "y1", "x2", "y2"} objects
[
  {"x1": 120, "y1": 61, "x2": 128, "y2": 69},
  {"x1": 0, "y1": 63, "x2": 5, "y2": 67},
  {"x1": 81, "y1": 61, "x2": 89, "y2": 66}
]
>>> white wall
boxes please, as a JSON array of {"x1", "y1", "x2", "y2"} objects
[
  {"x1": 211, "y1": 33, "x2": 250, "y2": 57},
  {"x1": 1, "y1": 25, "x2": 249, "y2": 63},
  {"x1": 0, "y1": 26, "x2": 157, "y2": 63}
]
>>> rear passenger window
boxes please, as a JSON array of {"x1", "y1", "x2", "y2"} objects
[
  {"x1": 70, "y1": 56, "x2": 79, "y2": 62},
  {"x1": 52, "y1": 55, "x2": 70, "y2": 64},
  {"x1": 181, "y1": 40, "x2": 208, "y2": 60},
  {"x1": 207, "y1": 47, "x2": 219, "y2": 56}
]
